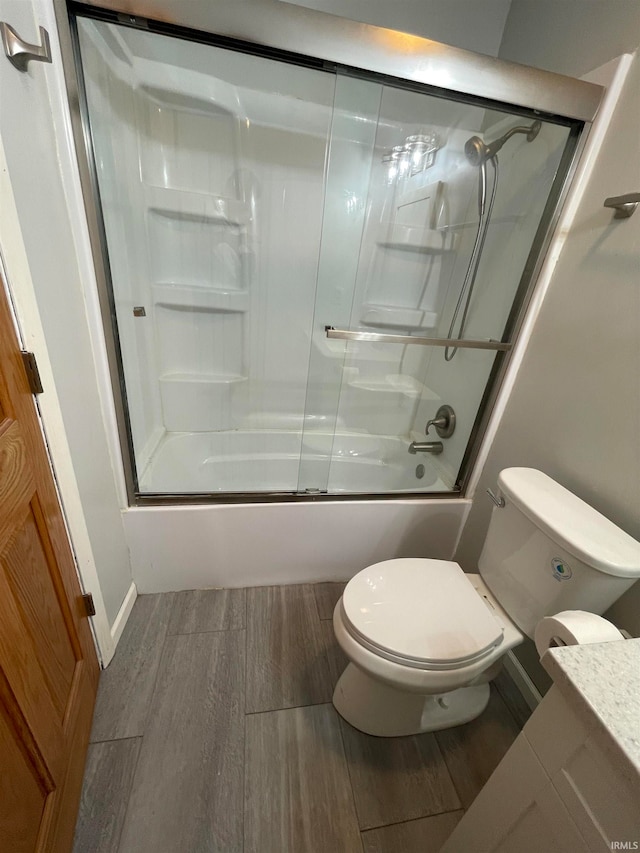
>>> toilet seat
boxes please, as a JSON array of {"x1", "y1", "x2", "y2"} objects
[{"x1": 341, "y1": 558, "x2": 504, "y2": 671}]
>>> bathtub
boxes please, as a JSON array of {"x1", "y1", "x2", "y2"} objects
[
  {"x1": 126, "y1": 428, "x2": 470, "y2": 593},
  {"x1": 139, "y1": 429, "x2": 448, "y2": 494}
]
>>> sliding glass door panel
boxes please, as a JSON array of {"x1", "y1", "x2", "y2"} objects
[{"x1": 77, "y1": 17, "x2": 335, "y2": 493}]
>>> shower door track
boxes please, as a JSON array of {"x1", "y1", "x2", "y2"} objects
[{"x1": 134, "y1": 489, "x2": 464, "y2": 507}]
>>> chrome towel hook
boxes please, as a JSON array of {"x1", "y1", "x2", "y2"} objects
[
  {"x1": 1, "y1": 22, "x2": 52, "y2": 71},
  {"x1": 603, "y1": 193, "x2": 640, "y2": 219}
]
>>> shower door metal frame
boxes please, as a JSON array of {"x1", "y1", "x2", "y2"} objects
[
  {"x1": 65, "y1": 0, "x2": 603, "y2": 121},
  {"x1": 55, "y1": 0, "x2": 601, "y2": 505}
]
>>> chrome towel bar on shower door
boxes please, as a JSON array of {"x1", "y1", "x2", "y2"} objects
[{"x1": 324, "y1": 326, "x2": 512, "y2": 351}]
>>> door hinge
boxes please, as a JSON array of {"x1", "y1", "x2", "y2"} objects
[
  {"x1": 82, "y1": 593, "x2": 96, "y2": 617},
  {"x1": 20, "y1": 351, "x2": 43, "y2": 394}
]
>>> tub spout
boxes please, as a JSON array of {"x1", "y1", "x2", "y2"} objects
[{"x1": 408, "y1": 441, "x2": 443, "y2": 455}]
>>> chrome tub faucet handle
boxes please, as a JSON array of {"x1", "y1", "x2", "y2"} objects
[{"x1": 425, "y1": 404, "x2": 456, "y2": 438}]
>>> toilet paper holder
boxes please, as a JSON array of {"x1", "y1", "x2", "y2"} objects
[
  {"x1": 535, "y1": 611, "x2": 627, "y2": 658},
  {"x1": 542, "y1": 625, "x2": 630, "y2": 653}
]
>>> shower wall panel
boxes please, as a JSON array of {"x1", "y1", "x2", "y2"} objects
[{"x1": 240, "y1": 124, "x2": 329, "y2": 431}]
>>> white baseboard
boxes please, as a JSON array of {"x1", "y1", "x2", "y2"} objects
[
  {"x1": 504, "y1": 649, "x2": 542, "y2": 711},
  {"x1": 109, "y1": 581, "x2": 138, "y2": 653}
]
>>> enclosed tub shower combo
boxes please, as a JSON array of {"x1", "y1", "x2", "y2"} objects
[{"x1": 66, "y1": 0, "x2": 602, "y2": 506}]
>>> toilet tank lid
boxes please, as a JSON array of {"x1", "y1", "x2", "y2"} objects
[{"x1": 497, "y1": 468, "x2": 640, "y2": 578}]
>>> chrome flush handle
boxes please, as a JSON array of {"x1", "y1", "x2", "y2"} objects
[{"x1": 486, "y1": 488, "x2": 505, "y2": 508}]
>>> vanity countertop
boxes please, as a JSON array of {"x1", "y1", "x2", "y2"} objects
[{"x1": 542, "y1": 638, "x2": 640, "y2": 781}]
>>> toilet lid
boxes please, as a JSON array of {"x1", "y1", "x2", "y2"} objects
[{"x1": 342, "y1": 558, "x2": 504, "y2": 667}]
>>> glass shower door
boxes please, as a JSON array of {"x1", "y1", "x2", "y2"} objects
[
  {"x1": 75, "y1": 11, "x2": 576, "y2": 499},
  {"x1": 76, "y1": 17, "x2": 337, "y2": 494},
  {"x1": 298, "y1": 73, "x2": 573, "y2": 495}
]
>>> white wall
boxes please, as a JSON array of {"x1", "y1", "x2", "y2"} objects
[
  {"x1": 499, "y1": 0, "x2": 640, "y2": 76},
  {"x1": 457, "y1": 2, "x2": 640, "y2": 650},
  {"x1": 0, "y1": 0, "x2": 133, "y2": 634},
  {"x1": 281, "y1": 0, "x2": 512, "y2": 57},
  {"x1": 0, "y1": 136, "x2": 118, "y2": 664}
]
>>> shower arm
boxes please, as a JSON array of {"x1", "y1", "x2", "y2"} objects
[
  {"x1": 490, "y1": 123, "x2": 538, "y2": 150},
  {"x1": 464, "y1": 119, "x2": 541, "y2": 167}
]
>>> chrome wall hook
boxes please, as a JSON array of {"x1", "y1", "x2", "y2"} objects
[
  {"x1": 1, "y1": 22, "x2": 52, "y2": 71},
  {"x1": 603, "y1": 193, "x2": 640, "y2": 219}
]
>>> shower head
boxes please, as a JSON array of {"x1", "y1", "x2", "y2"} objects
[{"x1": 464, "y1": 120, "x2": 542, "y2": 167}]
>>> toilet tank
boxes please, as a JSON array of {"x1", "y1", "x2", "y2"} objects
[{"x1": 478, "y1": 468, "x2": 640, "y2": 638}]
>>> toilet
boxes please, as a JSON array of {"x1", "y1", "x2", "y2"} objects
[{"x1": 332, "y1": 468, "x2": 640, "y2": 736}]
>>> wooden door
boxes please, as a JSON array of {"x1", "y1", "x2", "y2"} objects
[{"x1": 0, "y1": 272, "x2": 99, "y2": 852}]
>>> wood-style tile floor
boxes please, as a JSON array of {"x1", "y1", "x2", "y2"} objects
[{"x1": 73, "y1": 584, "x2": 529, "y2": 853}]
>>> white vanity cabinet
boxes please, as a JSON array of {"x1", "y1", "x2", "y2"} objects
[{"x1": 442, "y1": 642, "x2": 640, "y2": 853}]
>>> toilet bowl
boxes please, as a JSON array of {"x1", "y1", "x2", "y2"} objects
[
  {"x1": 331, "y1": 468, "x2": 640, "y2": 737},
  {"x1": 332, "y1": 559, "x2": 523, "y2": 736}
]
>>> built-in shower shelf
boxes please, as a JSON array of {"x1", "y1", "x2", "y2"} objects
[
  {"x1": 153, "y1": 283, "x2": 249, "y2": 313},
  {"x1": 160, "y1": 372, "x2": 247, "y2": 385},
  {"x1": 361, "y1": 304, "x2": 438, "y2": 331},
  {"x1": 377, "y1": 224, "x2": 459, "y2": 253},
  {"x1": 145, "y1": 185, "x2": 250, "y2": 226},
  {"x1": 443, "y1": 213, "x2": 524, "y2": 231},
  {"x1": 138, "y1": 82, "x2": 236, "y2": 118},
  {"x1": 313, "y1": 335, "x2": 399, "y2": 362},
  {"x1": 159, "y1": 373, "x2": 247, "y2": 433},
  {"x1": 345, "y1": 373, "x2": 425, "y2": 399}
]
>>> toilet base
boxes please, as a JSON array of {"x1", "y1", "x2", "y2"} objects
[{"x1": 332, "y1": 663, "x2": 491, "y2": 736}]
